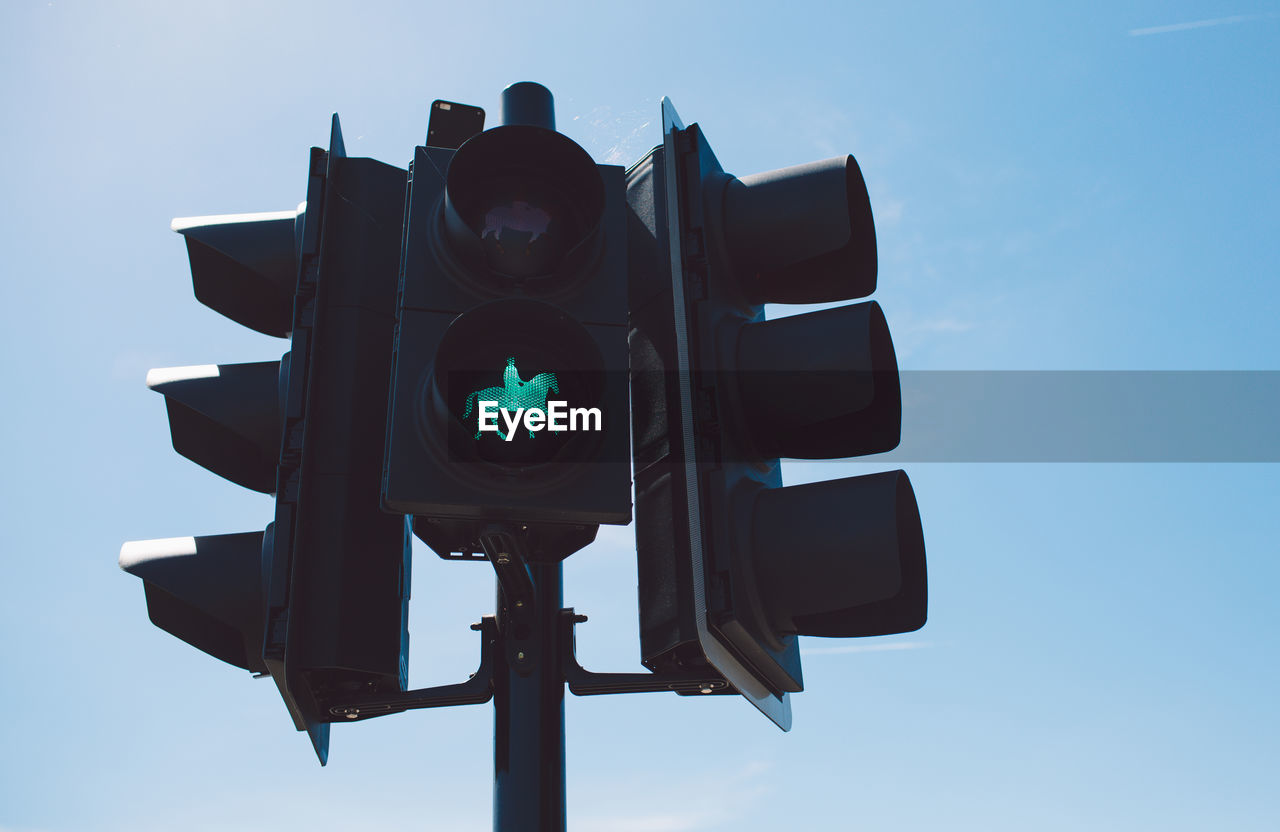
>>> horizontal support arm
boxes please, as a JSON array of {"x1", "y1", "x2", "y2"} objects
[
  {"x1": 324, "y1": 617, "x2": 498, "y2": 721},
  {"x1": 558, "y1": 610, "x2": 732, "y2": 696}
]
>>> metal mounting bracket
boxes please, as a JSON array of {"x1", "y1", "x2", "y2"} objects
[
  {"x1": 324, "y1": 616, "x2": 498, "y2": 721},
  {"x1": 558, "y1": 609, "x2": 732, "y2": 696}
]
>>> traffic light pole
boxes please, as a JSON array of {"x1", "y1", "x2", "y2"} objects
[
  {"x1": 484, "y1": 83, "x2": 568, "y2": 832},
  {"x1": 481, "y1": 527, "x2": 736, "y2": 831},
  {"x1": 492, "y1": 560, "x2": 566, "y2": 831}
]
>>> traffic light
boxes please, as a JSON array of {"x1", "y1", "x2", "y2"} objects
[
  {"x1": 121, "y1": 115, "x2": 412, "y2": 764},
  {"x1": 382, "y1": 89, "x2": 631, "y2": 561},
  {"x1": 625, "y1": 99, "x2": 926, "y2": 728}
]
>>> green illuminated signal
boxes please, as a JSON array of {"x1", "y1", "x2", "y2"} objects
[{"x1": 462, "y1": 357, "x2": 560, "y2": 440}]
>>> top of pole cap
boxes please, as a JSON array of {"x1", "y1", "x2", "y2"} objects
[{"x1": 501, "y1": 82, "x2": 555, "y2": 130}]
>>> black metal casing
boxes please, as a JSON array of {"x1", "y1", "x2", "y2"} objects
[
  {"x1": 626, "y1": 100, "x2": 926, "y2": 730},
  {"x1": 383, "y1": 133, "x2": 632, "y2": 560},
  {"x1": 122, "y1": 116, "x2": 412, "y2": 765}
]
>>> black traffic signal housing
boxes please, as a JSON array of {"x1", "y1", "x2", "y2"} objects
[
  {"x1": 120, "y1": 116, "x2": 412, "y2": 764},
  {"x1": 626, "y1": 99, "x2": 926, "y2": 728},
  {"x1": 383, "y1": 102, "x2": 631, "y2": 561}
]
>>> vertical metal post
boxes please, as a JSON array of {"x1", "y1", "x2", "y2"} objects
[
  {"x1": 490, "y1": 81, "x2": 566, "y2": 832},
  {"x1": 493, "y1": 561, "x2": 565, "y2": 831},
  {"x1": 501, "y1": 81, "x2": 556, "y2": 130}
]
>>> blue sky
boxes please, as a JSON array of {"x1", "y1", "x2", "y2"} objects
[{"x1": 2, "y1": 1, "x2": 1277, "y2": 829}]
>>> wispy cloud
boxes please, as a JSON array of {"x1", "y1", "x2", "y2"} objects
[
  {"x1": 577, "y1": 761, "x2": 773, "y2": 831},
  {"x1": 876, "y1": 198, "x2": 905, "y2": 226},
  {"x1": 1129, "y1": 12, "x2": 1280, "y2": 37},
  {"x1": 112, "y1": 348, "x2": 167, "y2": 382},
  {"x1": 803, "y1": 640, "x2": 933, "y2": 656},
  {"x1": 890, "y1": 312, "x2": 979, "y2": 363},
  {"x1": 571, "y1": 106, "x2": 655, "y2": 165},
  {"x1": 905, "y1": 317, "x2": 975, "y2": 335},
  {"x1": 580, "y1": 814, "x2": 717, "y2": 832}
]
